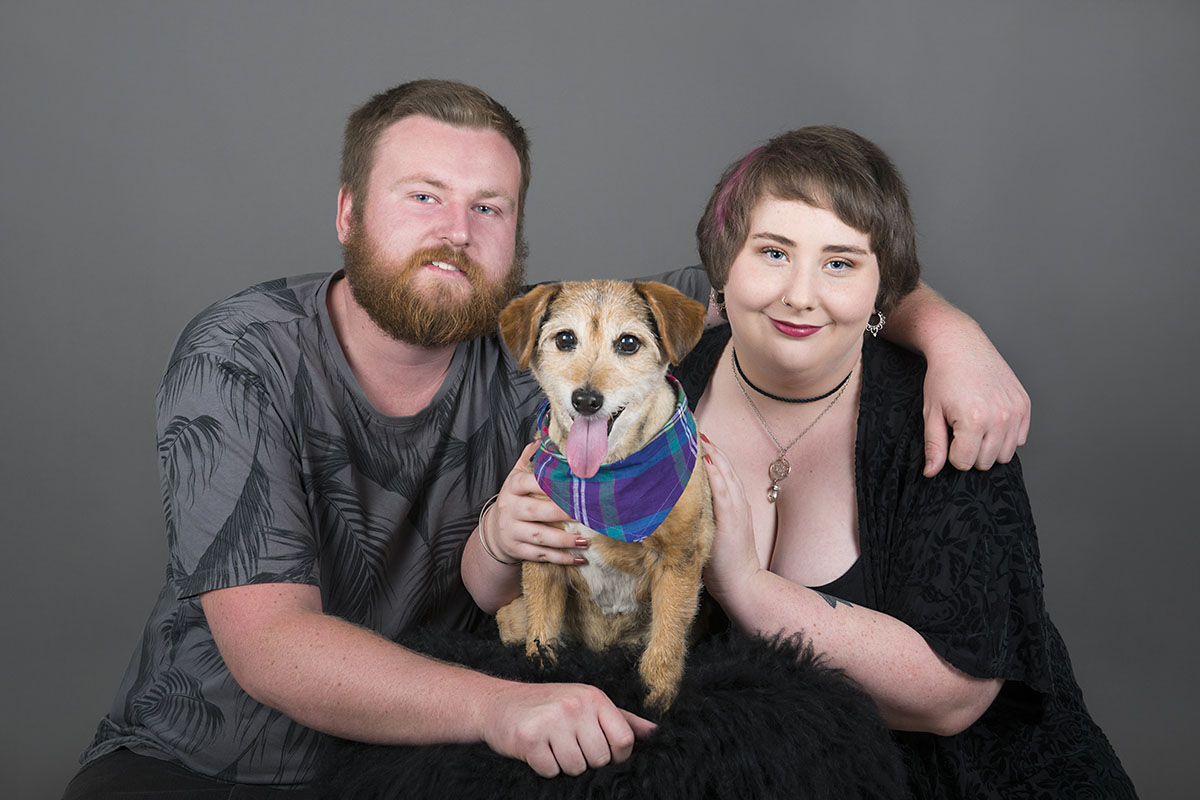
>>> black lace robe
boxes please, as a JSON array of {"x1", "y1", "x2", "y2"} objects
[{"x1": 675, "y1": 326, "x2": 1136, "y2": 799}]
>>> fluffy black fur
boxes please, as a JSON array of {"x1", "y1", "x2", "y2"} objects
[{"x1": 316, "y1": 626, "x2": 907, "y2": 799}]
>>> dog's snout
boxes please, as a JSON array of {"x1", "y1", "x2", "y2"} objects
[{"x1": 571, "y1": 388, "x2": 605, "y2": 415}]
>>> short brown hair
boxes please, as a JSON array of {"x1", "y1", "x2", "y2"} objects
[
  {"x1": 696, "y1": 126, "x2": 919, "y2": 314},
  {"x1": 341, "y1": 79, "x2": 532, "y2": 240}
]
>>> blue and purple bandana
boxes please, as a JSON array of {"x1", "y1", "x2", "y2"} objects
[{"x1": 531, "y1": 376, "x2": 699, "y2": 543}]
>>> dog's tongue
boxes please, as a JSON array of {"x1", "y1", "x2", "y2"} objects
[{"x1": 565, "y1": 415, "x2": 609, "y2": 479}]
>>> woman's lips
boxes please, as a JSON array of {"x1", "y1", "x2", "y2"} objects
[{"x1": 770, "y1": 317, "x2": 823, "y2": 337}]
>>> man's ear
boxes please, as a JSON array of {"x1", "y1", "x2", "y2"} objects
[
  {"x1": 336, "y1": 187, "x2": 355, "y2": 244},
  {"x1": 499, "y1": 284, "x2": 561, "y2": 370}
]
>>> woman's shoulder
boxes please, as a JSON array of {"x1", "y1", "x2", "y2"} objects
[
  {"x1": 674, "y1": 324, "x2": 731, "y2": 411},
  {"x1": 859, "y1": 337, "x2": 927, "y2": 428}
]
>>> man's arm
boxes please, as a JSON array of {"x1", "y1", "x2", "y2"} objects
[
  {"x1": 883, "y1": 281, "x2": 1031, "y2": 476},
  {"x1": 201, "y1": 582, "x2": 655, "y2": 778}
]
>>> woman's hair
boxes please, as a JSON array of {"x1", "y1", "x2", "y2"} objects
[{"x1": 696, "y1": 126, "x2": 919, "y2": 314}]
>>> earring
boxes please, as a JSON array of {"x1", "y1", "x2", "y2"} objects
[
  {"x1": 865, "y1": 310, "x2": 886, "y2": 337},
  {"x1": 710, "y1": 288, "x2": 727, "y2": 320}
]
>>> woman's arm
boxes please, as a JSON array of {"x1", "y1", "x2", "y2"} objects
[
  {"x1": 700, "y1": 437, "x2": 1003, "y2": 735},
  {"x1": 461, "y1": 440, "x2": 581, "y2": 614},
  {"x1": 884, "y1": 281, "x2": 1031, "y2": 476}
]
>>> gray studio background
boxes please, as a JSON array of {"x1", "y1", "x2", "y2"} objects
[{"x1": 3, "y1": 2, "x2": 1196, "y2": 797}]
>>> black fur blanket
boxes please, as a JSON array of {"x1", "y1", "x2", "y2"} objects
[{"x1": 317, "y1": 626, "x2": 906, "y2": 799}]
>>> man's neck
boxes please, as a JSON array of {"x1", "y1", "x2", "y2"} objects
[{"x1": 326, "y1": 274, "x2": 458, "y2": 417}]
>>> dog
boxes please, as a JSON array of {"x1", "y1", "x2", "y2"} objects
[{"x1": 495, "y1": 279, "x2": 713, "y2": 712}]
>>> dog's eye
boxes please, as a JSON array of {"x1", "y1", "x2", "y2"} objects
[
  {"x1": 555, "y1": 330, "x2": 577, "y2": 351},
  {"x1": 614, "y1": 334, "x2": 641, "y2": 355}
]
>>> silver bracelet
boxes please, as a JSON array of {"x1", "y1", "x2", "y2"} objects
[{"x1": 477, "y1": 494, "x2": 519, "y2": 565}]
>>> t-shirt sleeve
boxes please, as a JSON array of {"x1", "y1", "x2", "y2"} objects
[
  {"x1": 637, "y1": 265, "x2": 711, "y2": 304},
  {"x1": 156, "y1": 350, "x2": 318, "y2": 599},
  {"x1": 884, "y1": 452, "x2": 1053, "y2": 697}
]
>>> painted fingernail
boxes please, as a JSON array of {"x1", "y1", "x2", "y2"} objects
[
  {"x1": 699, "y1": 432, "x2": 711, "y2": 443},
  {"x1": 574, "y1": 537, "x2": 590, "y2": 548},
  {"x1": 574, "y1": 556, "x2": 588, "y2": 565},
  {"x1": 703, "y1": 454, "x2": 713, "y2": 465}
]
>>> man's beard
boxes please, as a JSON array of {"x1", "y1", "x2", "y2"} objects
[{"x1": 342, "y1": 228, "x2": 525, "y2": 348}]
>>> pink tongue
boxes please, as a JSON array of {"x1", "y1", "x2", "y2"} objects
[{"x1": 565, "y1": 415, "x2": 609, "y2": 478}]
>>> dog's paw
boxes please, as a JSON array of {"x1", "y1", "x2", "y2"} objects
[
  {"x1": 496, "y1": 598, "x2": 527, "y2": 645},
  {"x1": 640, "y1": 649, "x2": 684, "y2": 712},
  {"x1": 643, "y1": 682, "x2": 678, "y2": 713},
  {"x1": 525, "y1": 638, "x2": 559, "y2": 668}
]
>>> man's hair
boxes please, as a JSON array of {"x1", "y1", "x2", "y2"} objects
[
  {"x1": 341, "y1": 78, "x2": 532, "y2": 236},
  {"x1": 696, "y1": 126, "x2": 919, "y2": 314}
]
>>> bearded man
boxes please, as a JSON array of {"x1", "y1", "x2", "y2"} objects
[{"x1": 65, "y1": 79, "x2": 1029, "y2": 797}]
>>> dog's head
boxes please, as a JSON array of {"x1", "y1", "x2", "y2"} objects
[{"x1": 499, "y1": 280, "x2": 705, "y2": 478}]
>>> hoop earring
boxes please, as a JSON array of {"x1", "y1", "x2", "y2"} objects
[
  {"x1": 710, "y1": 288, "x2": 728, "y2": 320},
  {"x1": 865, "y1": 310, "x2": 886, "y2": 338}
]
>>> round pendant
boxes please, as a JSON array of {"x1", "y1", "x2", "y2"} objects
[{"x1": 768, "y1": 456, "x2": 791, "y2": 483}]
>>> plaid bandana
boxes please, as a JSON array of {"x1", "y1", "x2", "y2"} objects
[{"x1": 531, "y1": 376, "x2": 699, "y2": 543}]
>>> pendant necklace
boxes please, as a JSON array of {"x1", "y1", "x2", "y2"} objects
[{"x1": 730, "y1": 347, "x2": 854, "y2": 503}]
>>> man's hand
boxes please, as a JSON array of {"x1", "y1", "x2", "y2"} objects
[
  {"x1": 882, "y1": 281, "x2": 1031, "y2": 476},
  {"x1": 921, "y1": 332, "x2": 1030, "y2": 476},
  {"x1": 481, "y1": 681, "x2": 657, "y2": 778}
]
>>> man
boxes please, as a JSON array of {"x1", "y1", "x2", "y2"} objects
[{"x1": 64, "y1": 79, "x2": 1029, "y2": 796}]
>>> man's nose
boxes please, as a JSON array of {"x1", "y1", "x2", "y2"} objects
[{"x1": 436, "y1": 203, "x2": 471, "y2": 247}]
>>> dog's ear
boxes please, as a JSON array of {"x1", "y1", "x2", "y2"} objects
[
  {"x1": 499, "y1": 283, "x2": 561, "y2": 370},
  {"x1": 633, "y1": 281, "x2": 707, "y2": 365}
]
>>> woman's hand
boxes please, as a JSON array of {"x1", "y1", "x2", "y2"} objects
[
  {"x1": 699, "y1": 433, "x2": 763, "y2": 602},
  {"x1": 482, "y1": 440, "x2": 587, "y2": 566}
]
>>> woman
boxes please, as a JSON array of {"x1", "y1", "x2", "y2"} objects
[{"x1": 677, "y1": 126, "x2": 1134, "y2": 796}]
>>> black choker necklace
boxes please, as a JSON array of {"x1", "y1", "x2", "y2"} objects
[{"x1": 732, "y1": 347, "x2": 853, "y2": 404}]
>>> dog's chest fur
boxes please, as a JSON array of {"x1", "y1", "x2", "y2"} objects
[{"x1": 565, "y1": 522, "x2": 640, "y2": 615}]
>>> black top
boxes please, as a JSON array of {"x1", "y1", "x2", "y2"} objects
[{"x1": 675, "y1": 325, "x2": 1136, "y2": 799}]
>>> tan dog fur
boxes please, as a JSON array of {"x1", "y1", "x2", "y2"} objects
[{"x1": 496, "y1": 280, "x2": 714, "y2": 711}]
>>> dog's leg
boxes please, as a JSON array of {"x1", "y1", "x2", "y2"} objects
[
  {"x1": 639, "y1": 556, "x2": 705, "y2": 712},
  {"x1": 521, "y1": 560, "x2": 568, "y2": 665},
  {"x1": 496, "y1": 596, "x2": 528, "y2": 644}
]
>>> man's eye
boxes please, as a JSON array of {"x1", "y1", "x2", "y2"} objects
[
  {"x1": 615, "y1": 334, "x2": 641, "y2": 355},
  {"x1": 475, "y1": 205, "x2": 496, "y2": 215},
  {"x1": 555, "y1": 330, "x2": 577, "y2": 351}
]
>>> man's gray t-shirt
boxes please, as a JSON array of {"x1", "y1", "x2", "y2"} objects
[{"x1": 82, "y1": 267, "x2": 709, "y2": 784}]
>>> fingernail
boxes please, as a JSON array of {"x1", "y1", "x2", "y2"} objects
[
  {"x1": 573, "y1": 556, "x2": 588, "y2": 565},
  {"x1": 703, "y1": 454, "x2": 713, "y2": 465},
  {"x1": 699, "y1": 432, "x2": 711, "y2": 443},
  {"x1": 574, "y1": 537, "x2": 590, "y2": 548}
]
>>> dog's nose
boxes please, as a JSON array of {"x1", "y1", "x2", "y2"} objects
[{"x1": 571, "y1": 388, "x2": 605, "y2": 415}]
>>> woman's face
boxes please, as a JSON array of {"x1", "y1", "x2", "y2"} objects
[{"x1": 723, "y1": 196, "x2": 880, "y2": 389}]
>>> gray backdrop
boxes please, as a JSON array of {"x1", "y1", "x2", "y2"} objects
[{"x1": 3, "y1": 2, "x2": 1196, "y2": 797}]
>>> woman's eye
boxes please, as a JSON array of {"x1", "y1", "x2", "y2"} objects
[
  {"x1": 615, "y1": 334, "x2": 641, "y2": 355},
  {"x1": 763, "y1": 247, "x2": 787, "y2": 262},
  {"x1": 826, "y1": 259, "x2": 853, "y2": 272},
  {"x1": 555, "y1": 330, "x2": 577, "y2": 351}
]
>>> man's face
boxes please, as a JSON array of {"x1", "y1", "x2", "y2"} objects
[{"x1": 339, "y1": 115, "x2": 525, "y2": 346}]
